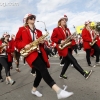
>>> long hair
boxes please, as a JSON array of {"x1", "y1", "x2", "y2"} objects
[
  {"x1": 24, "y1": 23, "x2": 28, "y2": 27},
  {"x1": 57, "y1": 20, "x2": 67, "y2": 28}
]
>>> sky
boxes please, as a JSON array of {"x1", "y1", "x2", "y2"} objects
[{"x1": 0, "y1": 0, "x2": 100, "y2": 37}]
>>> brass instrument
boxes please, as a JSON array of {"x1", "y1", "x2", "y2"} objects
[
  {"x1": 89, "y1": 40, "x2": 97, "y2": 46},
  {"x1": 20, "y1": 32, "x2": 49, "y2": 57},
  {"x1": 89, "y1": 30, "x2": 98, "y2": 46},
  {"x1": 0, "y1": 43, "x2": 8, "y2": 53},
  {"x1": 59, "y1": 32, "x2": 76, "y2": 50},
  {"x1": 0, "y1": 44, "x2": 7, "y2": 49}
]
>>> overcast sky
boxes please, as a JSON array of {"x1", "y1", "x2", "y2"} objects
[{"x1": 0, "y1": 0, "x2": 100, "y2": 37}]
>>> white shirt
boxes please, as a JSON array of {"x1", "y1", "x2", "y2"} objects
[{"x1": 30, "y1": 29, "x2": 41, "y2": 53}]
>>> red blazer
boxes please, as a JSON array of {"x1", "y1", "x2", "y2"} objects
[
  {"x1": 0, "y1": 40, "x2": 14, "y2": 62},
  {"x1": 82, "y1": 28, "x2": 92, "y2": 50},
  {"x1": 51, "y1": 27, "x2": 68, "y2": 57},
  {"x1": 96, "y1": 35, "x2": 100, "y2": 47},
  {"x1": 0, "y1": 40, "x2": 2, "y2": 53},
  {"x1": 15, "y1": 26, "x2": 50, "y2": 68},
  {"x1": 6, "y1": 40, "x2": 15, "y2": 62}
]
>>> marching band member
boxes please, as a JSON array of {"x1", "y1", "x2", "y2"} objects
[
  {"x1": 50, "y1": 41, "x2": 58, "y2": 56},
  {"x1": 51, "y1": 15, "x2": 92, "y2": 80},
  {"x1": 82, "y1": 21, "x2": 100, "y2": 67},
  {"x1": 44, "y1": 39, "x2": 54, "y2": 57},
  {"x1": 0, "y1": 33, "x2": 15, "y2": 85},
  {"x1": 15, "y1": 13, "x2": 73, "y2": 99},
  {"x1": 8, "y1": 34, "x2": 15, "y2": 70},
  {"x1": 96, "y1": 33, "x2": 100, "y2": 49},
  {"x1": 78, "y1": 36, "x2": 83, "y2": 50},
  {"x1": 10, "y1": 34, "x2": 21, "y2": 72}
]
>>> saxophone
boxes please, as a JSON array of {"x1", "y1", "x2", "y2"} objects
[
  {"x1": 20, "y1": 32, "x2": 49, "y2": 57},
  {"x1": 89, "y1": 31, "x2": 98, "y2": 46},
  {"x1": 59, "y1": 32, "x2": 76, "y2": 50},
  {"x1": 0, "y1": 43, "x2": 8, "y2": 53}
]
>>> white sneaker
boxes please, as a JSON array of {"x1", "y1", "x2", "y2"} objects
[
  {"x1": 54, "y1": 55, "x2": 57, "y2": 57},
  {"x1": 96, "y1": 62, "x2": 100, "y2": 66},
  {"x1": 30, "y1": 73, "x2": 36, "y2": 76},
  {"x1": 60, "y1": 64, "x2": 64, "y2": 67},
  {"x1": 70, "y1": 64, "x2": 73, "y2": 67},
  {"x1": 93, "y1": 64, "x2": 96, "y2": 68},
  {"x1": 57, "y1": 90, "x2": 73, "y2": 99},
  {"x1": 32, "y1": 73, "x2": 36, "y2": 76},
  {"x1": 31, "y1": 90, "x2": 42, "y2": 97}
]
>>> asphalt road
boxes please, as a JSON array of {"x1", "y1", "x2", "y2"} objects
[{"x1": 0, "y1": 50, "x2": 100, "y2": 100}]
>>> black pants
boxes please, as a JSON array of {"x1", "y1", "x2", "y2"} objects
[
  {"x1": 60, "y1": 57, "x2": 65, "y2": 64},
  {"x1": 45, "y1": 47, "x2": 54, "y2": 57},
  {"x1": 32, "y1": 53, "x2": 55, "y2": 88},
  {"x1": 86, "y1": 44, "x2": 100, "y2": 65},
  {"x1": 60, "y1": 48, "x2": 72, "y2": 65},
  {"x1": 31, "y1": 67, "x2": 36, "y2": 74},
  {"x1": 85, "y1": 49, "x2": 91, "y2": 65},
  {"x1": 14, "y1": 50, "x2": 20, "y2": 68},
  {"x1": 60, "y1": 51, "x2": 85, "y2": 76},
  {"x1": 53, "y1": 47, "x2": 57, "y2": 55},
  {"x1": 72, "y1": 44, "x2": 78, "y2": 54},
  {"x1": 0, "y1": 57, "x2": 10, "y2": 77},
  {"x1": 92, "y1": 44, "x2": 100, "y2": 62},
  {"x1": 78, "y1": 43, "x2": 83, "y2": 50},
  {"x1": 23, "y1": 57, "x2": 26, "y2": 64}
]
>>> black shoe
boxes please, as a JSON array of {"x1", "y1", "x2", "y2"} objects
[
  {"x1": 84, "y1": 70, "x2": 93, "y2": 79},
  {"x1": 59, "y1": 75, "x2": 67, "y2": 79}
]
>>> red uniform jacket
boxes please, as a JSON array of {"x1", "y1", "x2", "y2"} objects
[
  {"x1": 0, "y1": 40, "x2": 2, "y2": 53},
  {"x1": 96, "y1": 35, "x2": 100, "y2": 47},
  {"x1": 82, "y1": 28, "x2": 92, "y2": 50},
  {"x1": 0, "y1": 40, "x2": 14, "y2": 62},
  {"x1": 15, "y1": 26, "x2": 50, "y2": 68},
  {"x1": 51, "y1": 27, "x2": 74, "y2": 57}
]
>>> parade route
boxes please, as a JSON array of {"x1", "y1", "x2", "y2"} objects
[{"x1": 0, "y1": 50, "x2": 100, "y2": 100}]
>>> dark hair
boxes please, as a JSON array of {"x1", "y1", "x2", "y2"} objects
[{"x1": 0, "y1": 38, "x2": 5, "y2": 42}]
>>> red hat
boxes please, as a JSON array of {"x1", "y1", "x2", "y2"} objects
[
  {"x1": 58, "y1": 14, "x2": 68, "y2": 22},
  {"x1": 23, "y1": 13, "x2": 36, "y2": 23},
  {"x1": 3, "y1": 33, "x2": 10, "y2": 38},
  {"x1": 85, "y1": 20, "x2": 91, "y2": 25}
]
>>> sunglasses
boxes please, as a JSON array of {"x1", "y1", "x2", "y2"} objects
[{"x1": 28, "y1": 15, "x2": 36, "y2": 20}]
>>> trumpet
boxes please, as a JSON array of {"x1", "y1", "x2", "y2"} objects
[
  {"x1": 59, "y1": 32, "x2": 76, "y2": 50},
  {"x1": 20, "y1": 32, "x2": 49, "y2": 57}
]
